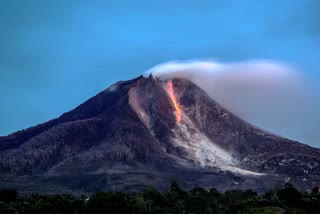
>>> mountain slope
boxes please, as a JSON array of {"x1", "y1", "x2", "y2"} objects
[{"x1": 0, "y1": 75, "x2": 319, "y2": 193}]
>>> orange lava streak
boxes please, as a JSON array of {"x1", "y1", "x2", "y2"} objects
[{"x1": 167, "y1": 80, "x2": 182, "y2": 123}]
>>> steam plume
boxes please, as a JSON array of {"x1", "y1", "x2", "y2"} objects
[{"x1": 144, "y1": 59, "x2": 319, "y2": 147}]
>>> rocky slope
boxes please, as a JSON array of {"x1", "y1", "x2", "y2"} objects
[{"x1": 0, "y1": 75, "x2": 319, "y2": 193}]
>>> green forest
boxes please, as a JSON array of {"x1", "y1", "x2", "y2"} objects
[{"x1": 0, "y1": 182, "x2": 319, "y2": 214}]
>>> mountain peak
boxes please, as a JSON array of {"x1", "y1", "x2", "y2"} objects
[{"x1": 0, "y1": 75, "x2": 319, "y2": 193}]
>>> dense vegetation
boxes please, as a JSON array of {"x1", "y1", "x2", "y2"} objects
[{"x1": 0, "y1": 182, "x2": 319, "y2": 214}]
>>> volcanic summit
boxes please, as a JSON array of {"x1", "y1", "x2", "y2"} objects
[{"x1": 0, "y1": 75, "x2": 319, "y2": 193}]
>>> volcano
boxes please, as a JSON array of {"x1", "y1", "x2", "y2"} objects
[{"x1": 0, "y1": 75, "x2": 319, "y2": 193}]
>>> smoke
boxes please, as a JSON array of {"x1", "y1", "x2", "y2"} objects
[{"x1": 144, "y1": 59, "x2": 320, "y2": 147}]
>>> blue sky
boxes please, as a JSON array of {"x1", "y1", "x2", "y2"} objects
[{"x1": 0, "y1": 0, "x2": 319, "y2": 146}]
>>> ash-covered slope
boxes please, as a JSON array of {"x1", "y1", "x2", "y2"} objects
[{"x1": 0, "y1": 75, "x2": 319, "y2": 193}]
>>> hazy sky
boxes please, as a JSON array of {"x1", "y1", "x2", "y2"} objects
[{"x1": 0, "y1": 0, "x2": 319, "y2": 146}]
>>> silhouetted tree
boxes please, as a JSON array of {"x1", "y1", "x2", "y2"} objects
[
  {"x1": 169, "y1": 180, "x2": 188, "y2": 199},
  {"x1": 312, "y1": 186, "x2": 319, "y2": 194},
  {"x1": 0, "y1": 188, "x2": 18, "y2": 203},
  {"x1": 142, "y1": 188, "x2": 166, "y2": 210},
  {"x1": 277, "y1": 182, "x2": 301, "y2": 206},
  {"x1": 0, "y1": 183, "x2": 319, "y2": 214},
  {"x1": 87, "y1": 192, "x2": 128, "y2": 214}
]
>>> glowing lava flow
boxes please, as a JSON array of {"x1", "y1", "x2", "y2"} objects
[{"x1": 167, "y1": 80, "x2": 182, "y2": 123}]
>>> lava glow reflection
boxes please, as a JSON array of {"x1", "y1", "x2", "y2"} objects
[{"x1": 167, "y1": 80, "x2": 182, "y2": 123}]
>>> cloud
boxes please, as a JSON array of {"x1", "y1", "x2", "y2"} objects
[{"x1": 145, "y1": 59, "x2": 319, "y2": 147}]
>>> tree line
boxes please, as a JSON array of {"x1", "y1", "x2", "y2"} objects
[{"x1": 0, "y1": 181, "x2": 319, "y2": 214}]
